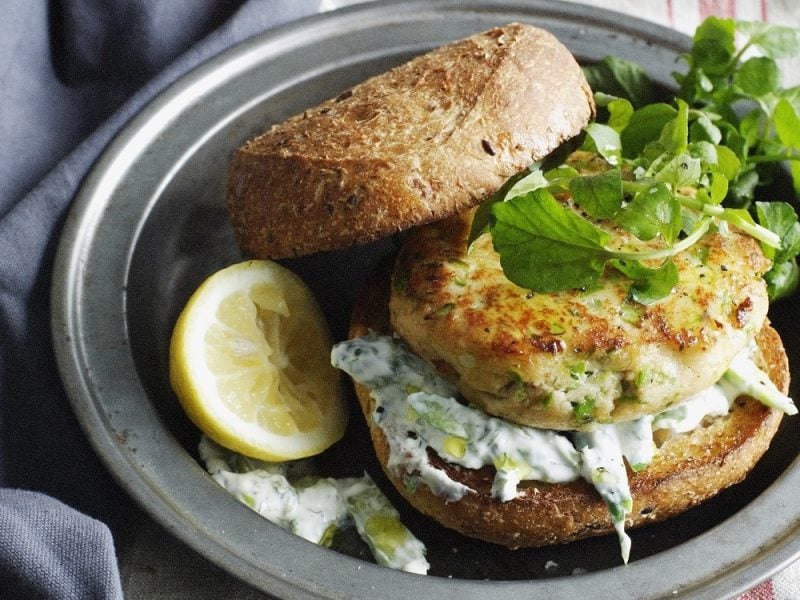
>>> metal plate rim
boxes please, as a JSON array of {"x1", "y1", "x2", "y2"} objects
[{"x1": 51, "y1": 2, "x2": 800, "y2": 598}]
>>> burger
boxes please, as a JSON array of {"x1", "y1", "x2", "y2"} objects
[{"x1": 225, "y1": 23, "x2": 795, "y2": 562}]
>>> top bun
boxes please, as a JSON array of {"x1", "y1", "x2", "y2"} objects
[{"x1": 226, "y1": 23, "x2": 595, "y2": 259}]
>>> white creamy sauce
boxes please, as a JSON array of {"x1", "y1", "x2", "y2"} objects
[
  {"x1": 724, "y1": 345, "x2": 797, "y2": 414},
  {"x1": 407, "y1": 390, "x2": 583, "y2": 497},
  {"x1": 652, "y1": 384, "x2": 734, "y2": 434},
  {"x1": 196, "y1": 334, "x2": 792, "y2": 571},
  {"x1": 613, "y1": 415, "x2": 654, "y2": 471},
  {"x1": 341, "y1": 477, "x2": 430, "y2": 574},
  {"x1": 331, "y1": 333, "x2": 792, "y2": 562},
  {"x1": 574, "y1": 427, "x2": 634, "y2": 563},
  {"x1": 198, "y1": 437, "x2": 429, "y2": 574}
]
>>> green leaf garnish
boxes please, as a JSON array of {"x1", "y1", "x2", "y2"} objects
[
  {"x1": 584, "y1": 122, "x2": 623, "y2": 166},
  {"x1": 569, "y1": 168, "x2": 623, "y2": 219},
  {"x1": 473, "y1": 17, "x2": 800, "y2": 304},
  {"x1": 620, "y1": 103, "x2": 677, "y2": 158},
  {"x1": 490, "y1": 190, "x2": 611, "y2": 292},
  {"x1": 763, "y1": 259, "x2": 800, "y2": 301},
  {"x1": 735, "y1": 56, "x2": 780, "y2": 97},
  {"x1": 755, "y1": 200, "x2": 800, "y2": 300},
  {"x1": 615, "y1": 183, "x2": 681, "y2": 242},
  {"x1": 774, "y1": 98, "x2": 800, "y2": 152},
  {"x1": 735, "y1": 21, "x2": 800, "y2": 59},
  {"x1": 610, "y1": 258, "x2": 679, "y2": 305},
  {"x1": 583, "y1": 55, "x2": 657, "y2": 108}
]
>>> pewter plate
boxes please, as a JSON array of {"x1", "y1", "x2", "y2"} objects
[{"x1": 51, "y1": 1, "x2": 800, "y2": 598}]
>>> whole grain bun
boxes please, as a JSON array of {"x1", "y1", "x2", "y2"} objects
[
  {"x1": 347, "y1": 259, "x2": 789, "y2": 549},
  {"x1": 227, "y1": 23, "x2": 594, "y2": 259}
]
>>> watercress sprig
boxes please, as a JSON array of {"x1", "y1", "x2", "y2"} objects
[{"x1": 474, "y1": 18, "x2": 800, "y2": 303}]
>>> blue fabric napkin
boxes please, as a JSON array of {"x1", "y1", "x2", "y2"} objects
[
  {"x1": 0, "y1": 490, "x2": 122, "y2": 599},
  {"x1": 0, "y1": 1, "x2": 321, "y2": 597}
]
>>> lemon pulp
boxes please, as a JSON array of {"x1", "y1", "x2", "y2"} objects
[{"x1": 169, "y1": 260, "x2": 346, "y2": 461}]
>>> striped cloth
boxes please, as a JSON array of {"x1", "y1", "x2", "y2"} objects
[
  {"x1": 739, "y1": 561, "x2": 800, "y2": 599},
  {"x1": 572, "y1": 0, "x2": 800, "y2": 84}
]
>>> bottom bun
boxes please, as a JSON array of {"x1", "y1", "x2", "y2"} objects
[{"x1": 347, "y1": 257, "x2": 790, "y2": 549}]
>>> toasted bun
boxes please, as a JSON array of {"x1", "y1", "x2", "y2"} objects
[
  {"x1": 347, "y1": 259, "x2": 790, "y2": 549},
  {"x1": 227, "y1": 23, "x2": 594, "y2": 259}
]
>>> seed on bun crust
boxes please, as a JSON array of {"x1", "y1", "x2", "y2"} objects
[{"x1": 227, "y1": 23, "x2": 594, "y2": 259}]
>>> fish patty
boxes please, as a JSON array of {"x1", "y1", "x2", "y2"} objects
[{"x1": 390, "y1": 210, "x2": 770, "y2": 430}]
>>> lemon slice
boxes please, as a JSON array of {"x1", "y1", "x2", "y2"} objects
[{"x1": 169, "y1": 260, "x2": 347, "y2": 461}]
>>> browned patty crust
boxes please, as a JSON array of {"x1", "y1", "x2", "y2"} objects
[
  {"x1": 390, "y1": 210, "x2": 771, "y2": 430},
  {"x1": 349, "y1": 260, "x2": 787, "y2": 549}
]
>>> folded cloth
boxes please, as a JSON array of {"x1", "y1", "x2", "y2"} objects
[
  {"x1": 0, "y1": 1, "x2": 319, "y2": 598},
  {"x1": 0, "y1": 490, "x2": 122, "y2": 600}
]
